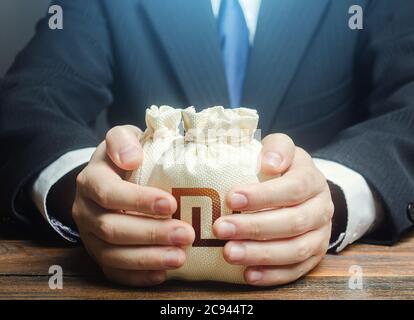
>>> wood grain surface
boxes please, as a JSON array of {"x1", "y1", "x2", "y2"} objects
[{"x1": 0, "y1": 232, "x2": 413, "y2": 300}]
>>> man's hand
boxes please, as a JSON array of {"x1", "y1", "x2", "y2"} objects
[
  {"x1": 213, "y1": 134, "x2": 333, "y2": 286},
  {"x1": 72, "y1": 125, "x2": 195, "y2": 286}
]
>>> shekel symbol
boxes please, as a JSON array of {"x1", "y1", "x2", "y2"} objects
[{"x1": 172, "y1": 188, "x2": 238, "y2": 247}]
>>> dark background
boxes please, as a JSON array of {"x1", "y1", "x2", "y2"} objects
[
  {"x1": 0, "y1": 0, "x2": 50, "y2": 76},
  {"x1": 0, "y1": 0, "x2": 109, "y2": 136}
]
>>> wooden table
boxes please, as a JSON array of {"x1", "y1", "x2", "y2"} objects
[{"x1": 0, "y1": 230, "x2": 413, "y2": 300}]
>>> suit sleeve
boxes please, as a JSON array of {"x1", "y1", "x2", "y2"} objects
[
  {"x1": 0, "y1": 0, "x2": 113, "y2": 228},
  {"x1": 313, "y1": 0, "x2": 414, "y2": 244}
]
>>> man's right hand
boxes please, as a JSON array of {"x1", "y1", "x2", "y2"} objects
[{"x1": 72, "y1": 125, "x2": 195, "y2": 286}]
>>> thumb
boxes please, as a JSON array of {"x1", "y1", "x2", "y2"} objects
[
  {"x1": 105, "y1": 125, "x2": 143, "y2": 171},
  {"x1": 260, "y1": 133, "x2": 295, "y2": 175}
]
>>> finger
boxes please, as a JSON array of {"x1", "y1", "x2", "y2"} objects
[
  {"x1": 223, "y1": 223, "x2": 331, "y2": 266},
  {"x1": 86, "y1": 142, "x2": 125, "y2": 178},
  {"x1": 260, "y1": 133, "x2": 295, "y2": 175},
  {"x1": 226, "y1": 164, "x2": 326, "y2": 211},
  {"x1": 214, "y1": 192, "x2": 334, "y2": 240},
  {"x1": 244, "y1": 254, "x2": 324, "y2": 286},
  {"x1": 76, "y1": 201, "x2": 194, "y2": 245},
  {"x1": 105, "y1": 125, "x2": 143, "y2": 171},
  {"x1": 93, "y1": 215, "x2": 195, "y2": 246},
  {"x1": 78, "y1": 165, "x2": 177, "y2": 215},
  {"x1": 102, "y1": 267, "x2": 166, "y2": 287},
  {"x1": 83, "y1": 233, "x2": 186, "y2": 270}
]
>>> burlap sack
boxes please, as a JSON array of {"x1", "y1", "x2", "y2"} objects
[{"x1": 128, "y1": 106, "x2": 262, "y2": 283}]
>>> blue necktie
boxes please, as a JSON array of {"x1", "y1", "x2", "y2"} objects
[{"x1": 218, "y1": 0, "x2": 250, "y2": 108}]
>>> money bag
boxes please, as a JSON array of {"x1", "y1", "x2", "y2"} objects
[{"x1": 128, "y1": 105, "x2": 262, "y2": 283}]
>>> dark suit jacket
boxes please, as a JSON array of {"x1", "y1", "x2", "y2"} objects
[{"x1": 0, "y1": 0, "x2": 413, "y2": 244}]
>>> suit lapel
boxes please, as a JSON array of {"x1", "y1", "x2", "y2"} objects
[
  {"x1": 142, "y1": 0, "x2": 229, "y2": 108},
  {"x1": 242, "y1": 0, "x2": 330, "y2": 133}
]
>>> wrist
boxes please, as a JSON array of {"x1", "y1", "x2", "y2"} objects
[{"x1": 47, "y1": 164, "x2": 87, "y2": 229}]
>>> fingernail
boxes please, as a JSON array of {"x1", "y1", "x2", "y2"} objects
[
  {"x1": 216, "y1": 221, "x2": 236, "y2": 238},
  {"x1": 170, "y1": 227, "x2": 189, "y2": 244},
  {"x1": 248, "y1": 270, "x2": 263, "y2": 282},
  {"x1": 163, "y1": 250, "x2": 181, "y2": 267},
  {"x1": 229, "y1": 244, "x2": 245, "y2": 261},
  {"x1": 119, "y1": 145, "x2": 139, "y2": 164},
  {"x1": 264, "y1": 152, "x2": 282, "y2": 169},
  {"x1": 154, "y1": 199, "x2": 171, "y2": 214},
  {"x1": 231, "y1": 193, "x2": 248, "y2": 209}
]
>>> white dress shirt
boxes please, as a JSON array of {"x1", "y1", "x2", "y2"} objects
[{"x1": 31, "y1": 0, "x2": 378, "y2": 252}]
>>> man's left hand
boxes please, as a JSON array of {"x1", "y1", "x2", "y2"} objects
[{"x1": 213, "y1": 133, "x2": 334, "y2": 286}]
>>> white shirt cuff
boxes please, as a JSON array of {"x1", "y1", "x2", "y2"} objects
[
  {"x1": 31, "y1": 147, "x2": 96, "y2": 242},
  {"x1": 313, "y1": 158, "x2": 378, "y2": 252}
]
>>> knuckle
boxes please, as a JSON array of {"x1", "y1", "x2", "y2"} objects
[
  {"x1": 145, "y1": 271, "x2": 166, "y2": 285},
  {"x1": 155, "y1": 252, "x2": 167, "y2": 267},
  {"x1": 98, "y1": 248, "x2": 114, "y2": 267},
  {"x1": 97, "y1": 217, "x2": 115, "y2": 242},
  {"x1": 148, "y1": 225, "x2": 161, "y2": 244},
  {"x1": 326, "y1": 200, "x2": 335, "y2": 220},
  {"x1": 139, "y1": 251, "x2": 160, "y2": 268},
  {"x1": 291, "y1": 212, "x2": 309, "y2": 235},
  {"x1": 264, "y1": 272, "x2": 285, "y2": 286},
  {"x1": 303, "y1": 169, "x2": 318, "y2": 191},
  {"x1": 258, "y1": 248, "x2": 273, "y2": 265},
  {"x1": 261, "y1": 183, "x2": 278, "y2": 205},
  {"x1": 76, "y1": 171, "x2": 86, "y2": 187},
  {"x1": 95, "y1": 183, "x2": 111, "y2": 207},
  {"x1": 296, "y1": 241, "x2": 312, "y2": 260},
  {"x1": 134, "y1": 192, "x2": 145, "y2": 211},
  {"x1": 315, "y1": 169, "x2": 327, "y2": 190},
  {"x1": 295, "y1": 265, "x2": 308, "y2": 280},
  {"x1": 295, "y1": 146, "x2": 305, "y2": 157},
  {"x1": 101, "y1": 267, "x2": 118, "y2": 283},
  {"x1": 289, "y1": 178, "x2": 307, "y2": 201},
  {"x1": 317, "y1": 169, "x2": 327, "y2": 183},
  {"x1": 71, "y1": 202, "x2": 81, "y2": 222},
  {"x1": 320, "y1": 239, "x2": 330, "y2": 255},
  {"x1": 135, "y1": 253, "x2": 149, "y2": 268},
  {"x1": 297, "y1": 169, "x2": 322, "y2": 197},
  {"x1": 76, "y1": 169, "x2": 93, "y2": 196},
  {"x1": 249, "y1": 219, "x2": 262, "y2": 239}
]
